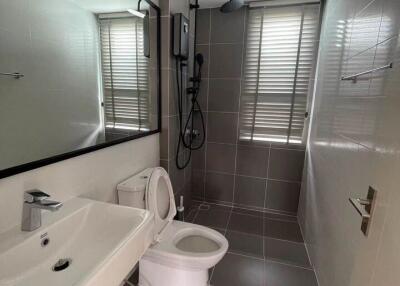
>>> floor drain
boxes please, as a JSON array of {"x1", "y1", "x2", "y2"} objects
[{"x1": 52, "y1": 258, "x2": 72, "y2": 272}]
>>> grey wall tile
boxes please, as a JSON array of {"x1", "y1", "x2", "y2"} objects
[
  {"x1": 160, "y1": 159, "x2": 169, "y2": 172},
  {"x1": 161, "y1": 69, "x2": 170, "y2": 116},
  {"x1": 234, "y1": 175, "x2": 266, "y2": 208},
  {"x1": 207, "y1": 112, "x2": 238, "y2": 144},
  {"x1": 208, "y1": 79, "x2": 240, "y2": 112},
  {"x1": 206, "y1": 142, "x2": 236, "y2": 173},
  {"x1": 266, "y1": 180, "x2": 301, "y2": 213},
  {"x1": 236, "y1": 145, "x2": 269, "y2": 177},
  {"x1": 161, "y1": 16, "x2": 172, "y2": 69},
  {"x1": 210, "y1": 7, "x2": 245, "y2": 43},
  {"x1": 268, "y1": 148, "x2": 305, "y2": 181},
  {"x1": 205, "y1": 172, "x2": 234, "y2": 202},
  {"x1": 168, "y1": 156, "x2": 185, "y2": 194},
  {"x1": 209, "y1": 44, "x2": 243, "y2": 78},
  {"x1": 160, "y1": 0, "x2": 170, "y2": 16},
  {"x1": 160, "y1": 116, "x2": 169, "y2": 160},
  {"x1": 168, "y1": 116, "x2": 179, "y2": 158},
  {"x1": 197, "y1": 78, "x2": 208, "y2": 111},
  {"x1": 196, "y1": 9, "x2": 210, "y2": 44},
  {"x1": 191, "y1": 169, "x2": 205, "y2": 199},
  {"x1": 191, "y1": 143, "x2": 206, "y2": 170}
]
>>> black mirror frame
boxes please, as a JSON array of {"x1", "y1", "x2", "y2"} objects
[{"x1": 0, "y1": 0, "x2": 161, "y2": 179}]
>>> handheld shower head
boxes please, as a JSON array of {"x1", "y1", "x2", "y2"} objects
[
  {"x1": 220, "y1": 0, "x2": 244, "y2": 13},
  {"x1": 195, "y1": 53, "x2": 204, "y2": 67}
]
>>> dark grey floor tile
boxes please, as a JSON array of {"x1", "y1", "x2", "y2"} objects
[
  {"x1": 265, "y1": 260, "x2": 318, "y2": 286},
  {"x1": 193, "y1": 208, "x2": 230, "y2": 229},
  {"x1": 226, "y1": 230, "x2": 264, "y2": 258},
  {"x1": 265, "y1": 237, "x2": 311, "y2": 268},
  {"x1": 211, "y1": 253, "x2": 265, "y2": 286},
  {"x1": 264, "y1": 219, "x2": 304, "y2": 243},
  {"x1": 228, "y1": 212, "x2": 263, "y2": 236}
]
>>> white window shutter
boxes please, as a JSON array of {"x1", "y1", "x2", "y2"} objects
[
  {"x1": 240, "y1": 4, "x2": 320, "y2": 144},
  {"x1": 99, "y1": 17, "x2": 150, "y2": 131}
]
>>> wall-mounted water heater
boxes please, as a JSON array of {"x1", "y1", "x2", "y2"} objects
[{"x1": 173, "y1": 13, "x2": 189, "y2": 60}]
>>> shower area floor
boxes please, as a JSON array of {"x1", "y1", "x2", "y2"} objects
[{"x1": 186, "y1": 201, "x2": 318, "y2": 286}]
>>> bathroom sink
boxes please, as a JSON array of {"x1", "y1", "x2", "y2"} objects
[{"x1": 0, "y1": 197, "x2": 154, "y2": 286}]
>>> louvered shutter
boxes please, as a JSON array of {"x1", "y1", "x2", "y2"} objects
[
  {"x1": 240, "y1": 4, "x2": 320, "y2": 144},
  {"x1": 99, "y1": 17, "x2": 150, "y2": 131}
]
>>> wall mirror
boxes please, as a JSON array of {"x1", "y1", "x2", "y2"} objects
[{"x1": 0, "y1": 0, "x2": 161, "y2": 178}]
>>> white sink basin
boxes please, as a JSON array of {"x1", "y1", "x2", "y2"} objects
[{"x1": 0, "y1": 197, "x2": 154, "y2": 286}]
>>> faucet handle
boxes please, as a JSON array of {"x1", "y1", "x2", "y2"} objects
[{"x1": 24, "y1": 190, "x2": 50, "y2": 203}]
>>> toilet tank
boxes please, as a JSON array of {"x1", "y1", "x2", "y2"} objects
[{"x1": 117, "y1": 168, "x2": 153, "y2": 209}]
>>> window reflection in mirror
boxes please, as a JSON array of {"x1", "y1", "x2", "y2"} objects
[{"x1": 0, "y1": 0, "x2": 160, "y2": 175}]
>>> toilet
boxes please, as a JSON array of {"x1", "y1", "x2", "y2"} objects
[{"x1": 117, "y1": 167, "x2": 228, "y2": 286}]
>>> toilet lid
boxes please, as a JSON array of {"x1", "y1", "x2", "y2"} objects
[{"x1": 146, "y1": 167, "x2": 176, "y2": 238}]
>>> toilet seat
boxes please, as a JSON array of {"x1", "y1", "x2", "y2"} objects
[
  {"x1": 142, "y1": 220, "x2": 228, "y2": 271},
  {"x1": 146, "y1": 167, "x2": 177, "y2": 241}
]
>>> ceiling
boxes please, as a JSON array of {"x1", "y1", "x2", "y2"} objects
[{"x1": 70, "y1": 0, "x2": 150, "y2": 13}]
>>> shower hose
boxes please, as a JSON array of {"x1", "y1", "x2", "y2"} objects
[{"x1": 175, "y1": 54, "x2": 206, "y2": 170}]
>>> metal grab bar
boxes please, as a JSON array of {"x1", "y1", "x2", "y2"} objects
[
  {"x1": 341, "y1": 62, "x2": 393, "y2": 83},
  {"x1": 0, "y1": 72, "x2": 24, "y2": 79},
  {"x1": 349, "y1": 197, "x2": 371, "y2": 219}
]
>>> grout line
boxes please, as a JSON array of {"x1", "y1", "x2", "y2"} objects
[{"x1": 202, "y1": 169, "x2": 302, "y2": 184}]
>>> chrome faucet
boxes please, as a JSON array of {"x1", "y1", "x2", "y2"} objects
[{"x1": 21, "y1": 190, "x2": 63, "y2": 232}]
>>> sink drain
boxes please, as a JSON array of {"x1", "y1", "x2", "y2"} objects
[{"x1": 52, "y1": 258, "x2": 72, "y2": 272}]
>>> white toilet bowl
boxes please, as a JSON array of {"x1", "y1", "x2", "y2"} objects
[{"x1": 117, "y1": 167, "x2": 228, "y2": 286}]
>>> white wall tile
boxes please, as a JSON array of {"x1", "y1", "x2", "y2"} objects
[{"x1": 299, "y1": 0, "x2": 400, "y2": 285}]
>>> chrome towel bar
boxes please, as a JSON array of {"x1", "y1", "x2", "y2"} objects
[
  {"x1": 341, "y1": 62, "x2": 393, "y2": 83},
  {"x1": 0, "y1": 72, "x2": 24, "y2": 79}
]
